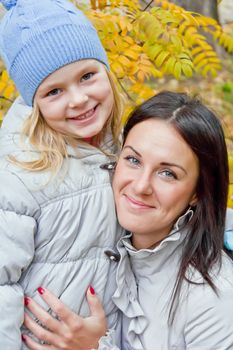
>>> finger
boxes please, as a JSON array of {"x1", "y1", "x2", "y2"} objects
[
  {"x1": 22, "y1": 334, "x2": 52, "y2": 350},
  {"x1": 36, "y1": 287, "x2": 82, "y2": 325},
  {"x1": 86, "y1": 286, "x2": 105, "y2": 319},
  {"x1": 24, "y1": 313, "x2": 61, "y2": 347},
  {"x1": 25, "y1": 296, "x2": 61, "y2": 333}
]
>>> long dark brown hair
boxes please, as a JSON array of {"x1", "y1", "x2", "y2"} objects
[{"x1": 123, "y1": 91, "x2": 229, "y2": 322}]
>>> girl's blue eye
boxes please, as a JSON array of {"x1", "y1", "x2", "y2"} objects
[
  {"x1": 47, "y1": 88, "x2": 61, "y2": 97},
  {"x1": 81, "y1": 72, "x2": 94, "y2": 81},
  {"x1": 124, "y1": 156, "x2": 140, "y2": 166}
]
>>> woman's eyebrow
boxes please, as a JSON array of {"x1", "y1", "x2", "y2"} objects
[
  {"x1": 160, "y1": 162, "x2": 187, "y2": 174},
  {"x1": 123, "y1": 145, "x2": 142, "y2": 157}
]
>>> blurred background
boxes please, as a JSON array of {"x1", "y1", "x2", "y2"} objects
[{"x1": 0, "y1": 0, "x2": 233, "y2": 203}]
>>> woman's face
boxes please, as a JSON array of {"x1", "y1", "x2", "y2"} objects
[{"x1": 113, "y1": 119, "x2": 199, "y2": 249}]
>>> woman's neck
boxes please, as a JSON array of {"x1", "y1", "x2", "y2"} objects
[{"x1": 131, "y1": 231, "x2": 170, "y2": 250}]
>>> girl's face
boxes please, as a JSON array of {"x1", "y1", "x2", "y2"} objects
[
  {"x1": 34, "y1": 60, "x2": 114, "y2": 139},
  {"x1": 113, "y1": 119, "x2": 199, "y2": 250}
]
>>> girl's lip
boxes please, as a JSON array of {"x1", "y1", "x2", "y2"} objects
[
  {"x1": 124, "y1": 194, "x2": 154, "y2": 209},
  {"x1": 68, "y1": 105, "x2": 98, "y2": 125}
]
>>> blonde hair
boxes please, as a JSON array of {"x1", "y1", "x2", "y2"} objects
[{"x1": 9, "y1": 69, "x2": 123, "y2": 174}]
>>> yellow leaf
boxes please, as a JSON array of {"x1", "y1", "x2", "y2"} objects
[
  {"x1": 227, "y1": 184, "x2": 233, "y2": 208},
  {"x1": 123, "y1": 36, "x2": 134, "y2": 45},
  {"x1": 1, "y1": 70, "x2": 9, "y2": 82},
  {"x1": 90, "y1": 0, "x2": 97, "y2": 10},
  {"x1": 192, "y1": 46, "x2": 203, "y2": 56},
  {"x1": 3, "y1": 85, "x2": 15, "y2": 99},
  {"x1": 182, "y1": 63, "x2": 193, "y2": 78},
  {"x1": 118, "y1": 55, "x2": 132, "y2": 67},
  {"x1": 170, "y1": 35, "x2": 182, "y2": 51},
  {"x1": 155, "y1": 51, "x2": 170, "y2": 68},
  {"x1": 137, "y1": 70, "x2": 145, "y2": 82},
  {"x1": 131, "y1": 44, "x2": 142, "y2": 53},
  {"x1": 111, "y1": 61, "x2": 125, "y2": 78},
  {"x1": 195, "y1": 59, "x2": 208, "y2": 70},
  {"x1": 124, "y1": 49, "x2": 140, "y2": 60},
  {"x1": 180, "y1": 58, "x2": 193, "y2": 67},
  {"x1": 0, "y1": 81, "x2": 6, "y2": 92},
  {"x1": 119, "y1": 18, "x2": 127, "y2": 32},
  {"x1": 174, "y1": 61, "x2": 181, "y2": 79},
  {"x1": 147, "y1": 45, "x2": 163, "y2": 61},
  {"x1": 164, "y1": 56, "x2": 176, "y2": 74},
  {"x1": 229, "y1": 155, "x2": 233, "y2": 170},
  {"x1": 178, "y1": 22, "x2": 188, "y2": 35},
  {"x1": 193, "y1": 52, "x2": 207, "y2": 65},
  {"x1": 129, "y1": 63, "x2": 139, "y2": 75}
]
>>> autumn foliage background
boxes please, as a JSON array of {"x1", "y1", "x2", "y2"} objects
[{"x1": 0, "y1": 0, "x2": 233, "y2": 204}]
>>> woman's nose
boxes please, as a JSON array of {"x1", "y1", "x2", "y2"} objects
[{"x1": 133, "y1": 172, "x2": 153, "y2": 196}]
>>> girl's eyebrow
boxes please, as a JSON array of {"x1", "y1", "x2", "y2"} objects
[
  {"x1": 123, "y1": 145, "x2": 142, "y2": 157},
  {"x1": 39, "y1": 64, "x2": 99, "y2": 94},
  {"x1": 39, "y1": 83, "x2": 59, "y2": 93},
  {"x1": 123, "y1": 145, "x2": 187, "y2": 174}
]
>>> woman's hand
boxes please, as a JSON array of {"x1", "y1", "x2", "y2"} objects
[{"x1": 22, "y1": 286, "x2": 107, "y2": 350}]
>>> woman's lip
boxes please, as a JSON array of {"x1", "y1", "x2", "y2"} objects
[{"x1": 124, "y1": 194, "x2": 154, "y2": 209}]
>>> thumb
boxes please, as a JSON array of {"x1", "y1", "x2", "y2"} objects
[{"x1": 86, "y1": 286, "x2": 105, "y2": 318}]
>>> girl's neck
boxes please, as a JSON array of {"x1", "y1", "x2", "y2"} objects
[
  {"x1": 83, "y1": 137, "x2": 99, "y2": 147},
  {"x1": 83, "y1": 137, "x2": 93, "y2": 144}
]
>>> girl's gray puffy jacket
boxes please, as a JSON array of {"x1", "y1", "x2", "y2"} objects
[{"x1": 0, "y1": 97, "x2": 123, "y2": 349}]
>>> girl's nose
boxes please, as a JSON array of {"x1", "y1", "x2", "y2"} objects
[{"x1": 68, "y1": 89, "x2": 88, "y2": 108}]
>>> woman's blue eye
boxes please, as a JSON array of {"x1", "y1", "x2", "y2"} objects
[
  {"x1": 81, "y1": 72, "x2": 94, "y2": 81},
  {"x1": 160, "y1": 170, "x2": 177, "y2": 179},
  {"x1": 47, "y1": 88, "x2": 61, "y2": 97},
  {"x1": 124, "y1": 156, "x2": 140, "y2": 166}
]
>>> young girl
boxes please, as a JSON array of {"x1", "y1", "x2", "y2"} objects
[{"x1": 0, "y1": 0, "x2": 123, "y2": 348}]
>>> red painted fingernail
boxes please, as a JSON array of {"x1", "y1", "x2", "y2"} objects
[
  {"x1": 24, "y1": 297, "x2": 30, "y2": 306},
  {"x1": 22, "y1": 334, "x2": 26, "y2": 342},
  {"x1": 89, "y1": 286, "x2": 95, "y2": 295},
  {"x1": 37, "y1": 287, "x2": 45, "y2": 295}
]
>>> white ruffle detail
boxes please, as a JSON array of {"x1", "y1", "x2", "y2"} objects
[
  {"x1": 112, "y1": 238, "x2": 148, "y2": 350},
  {"x1": 98, "y1": 329, "x2": 119, "y2": 350}
]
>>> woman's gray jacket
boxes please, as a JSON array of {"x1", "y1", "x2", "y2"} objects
[
  {"x1": 100, "y1": 212, "x2": 233, "y2": 350},
  {"x1": 0, "y1": 97, "x2": 123, "y2": 349}
]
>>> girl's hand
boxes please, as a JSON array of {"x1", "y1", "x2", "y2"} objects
[{"x1": 23, "y1": 286, "x2": 107, "y2": 350}]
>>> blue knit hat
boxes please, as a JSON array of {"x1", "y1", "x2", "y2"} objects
[{"x1": 0, "y1": 0, "x2": 109, "y2": 106}]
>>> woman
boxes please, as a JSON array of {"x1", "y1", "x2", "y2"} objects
[{"x1": 23, "y1": 91, "x2": 233, "y2": 349}]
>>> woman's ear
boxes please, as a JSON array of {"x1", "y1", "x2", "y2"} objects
[{"x1": 189, "y1": 193, "x2": 198, "y2": 207}]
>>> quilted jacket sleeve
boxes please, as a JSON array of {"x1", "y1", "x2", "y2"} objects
[
  {"x1": 0, "y1": 170, "x2": 39, "y2": 350},
  {"x1": 184, "y1": 264, "x2": 233, "y2": 350}
]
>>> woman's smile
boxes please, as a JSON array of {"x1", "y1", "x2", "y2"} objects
[{"x1": 124, "y1": 194, "x2": 155, "y2": 210}]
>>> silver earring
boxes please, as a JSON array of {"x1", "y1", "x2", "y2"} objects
[{"x1": 186, "y1": 206, "x2": 194, "y2": 221}]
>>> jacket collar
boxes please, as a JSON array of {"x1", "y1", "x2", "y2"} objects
[{"x1": 120, "y1": 208, "x2": 193, "y2": 256}]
